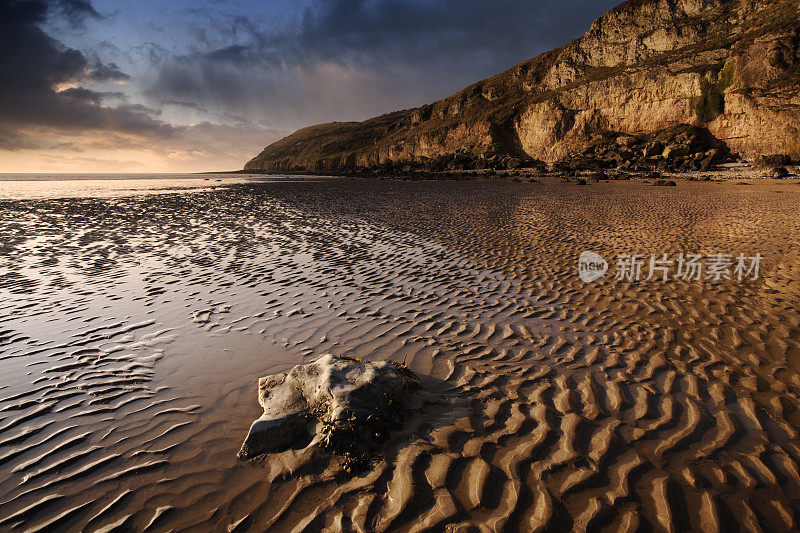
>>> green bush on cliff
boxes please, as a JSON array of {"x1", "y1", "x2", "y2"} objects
[{"x1": 693, "y1": 60, "x2": 736, "y2": 123}]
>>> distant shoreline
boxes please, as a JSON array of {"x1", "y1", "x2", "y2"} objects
[{"x1": 218, "y1": 163, "x2": 800, "y2": 182}]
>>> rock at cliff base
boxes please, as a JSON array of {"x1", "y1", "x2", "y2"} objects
[
  {"x1": 238, "y1": 354, "x2": 421, "y2": 467},
  {"x1": 758, "y1": 154, "x2": 792, "y2": 167},
  {"x1": 662, "y1": 144, "x2": 689, "y2": 160},
  {"x1": 772, "y1": 167, "x2": 789, "y2": 179},
  {"x1": 559, "y1": 125, "x2": 731, "y2": 173}
]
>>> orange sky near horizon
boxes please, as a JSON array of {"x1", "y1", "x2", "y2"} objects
[
  {"x1": 0, "y1": 126, "x2": 281, "y2": 174},
  {"x1": 0, "y1": 148, "x2": 238, "y2": 174}
]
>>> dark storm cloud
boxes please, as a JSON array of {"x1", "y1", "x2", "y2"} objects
[
  {"x1": 291, "y1": 0, "x2": 610, "y2": 66},
  {"x1": 86, "y1": 60, "x2": 131, "y2": 81},
  {"x1": 205, "y1": 45, "x2": 252, "y2": 64},
  {"x1": 0, "y1": 0, "x2": 173, "y2": 149},
  {"x1": 146, "y1": 0, "x2": 622, "y2": 127},
  {"x1": 58, "y1": 86, "x2": 125, "y2": 104},
  {"x1": 50, "y1": 0, "x2": 101, "y2": 28},
  {"x1": 161, "y1": 100, "x2": 210, "y2": 113}
]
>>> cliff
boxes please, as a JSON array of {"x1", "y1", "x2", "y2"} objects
[{"x1": 244, "y1": 0, "x2": 800, "y2": 173}]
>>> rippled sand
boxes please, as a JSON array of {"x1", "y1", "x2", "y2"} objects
[{"x1": 1, "y1": 177, "x2": 800, "y2": 531}]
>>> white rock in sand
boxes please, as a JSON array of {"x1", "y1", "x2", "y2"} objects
[{"x1": 238, "y1": 354, "x2": 420, "y2": 462}]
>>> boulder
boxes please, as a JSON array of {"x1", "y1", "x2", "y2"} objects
[
  {"x1": 559, "y1": 126, "x2": 731, "y2": 172},
  {"x1": 758, "y1": 154, "x2": 792, "y2": 167},
  {"x1": 615, "y1": 135, "x2": 636, "y2": 147},
  {"x1": 772, "y1": 167, "x2": 789, "y2": 178},
  {"x1": 238, "y1": 355, "x2": 421, "y2": 466},
  {"x1": 643, "y1": 142, "x2": 665, "y2": 157},
  {"x1": 699, "y1": 156, "x2": 715, "y2": 171},
  {"x1": 662, "y1": 144, "x2": 690, "y2": 160}
]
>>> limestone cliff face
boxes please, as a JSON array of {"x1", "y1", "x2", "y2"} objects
[{"x1": 244, "y1": 0, "x2": 800, "y2": 172}]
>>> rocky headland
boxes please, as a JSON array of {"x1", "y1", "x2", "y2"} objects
[{"x1": 244, "y1": 0, "x2": 800, "y2": 176}]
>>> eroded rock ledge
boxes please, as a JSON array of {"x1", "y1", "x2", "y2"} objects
[{"x1": 238, "y1": 355, "x2": 421, "y2": 468}]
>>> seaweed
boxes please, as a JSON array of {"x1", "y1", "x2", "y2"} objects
[{"x1": 692, "y1": 60, "x2": 736, "y2": 123}]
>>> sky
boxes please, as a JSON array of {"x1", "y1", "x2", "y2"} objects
[{"x1": 0, "y1": 0, "x2": 623, "y2": 173}]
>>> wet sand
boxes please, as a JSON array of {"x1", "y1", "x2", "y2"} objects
[{"x1": 1, "y1": 176, "x2": 800, "y2": 531}]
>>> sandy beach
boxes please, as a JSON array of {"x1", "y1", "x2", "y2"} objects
[{"x1": 1, "y1": 175, "x2": 800, "y2": 531}]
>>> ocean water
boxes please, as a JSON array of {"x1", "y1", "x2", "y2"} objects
[{"x1": 0, "y1": 173, "x2": 309, "y2": 200}]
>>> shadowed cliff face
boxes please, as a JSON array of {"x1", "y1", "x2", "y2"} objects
[{"x1": 244, "y1": 0, "x2": 800, "y2": 172}]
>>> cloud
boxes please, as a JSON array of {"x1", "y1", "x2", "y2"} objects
[
  {"x1": 57, "y1": 86, "x2": 126, "y2": 104},
  {"x1": 86, "y1": 60, "x2": 130, "y2": 81},
  {"x1": 50, "y1": 0, "x2": 101, "y2": 28},
  {"x1": 0, "y1": 0, "x2": 157, "y2": 138},
  {"x1": 36, "y1": 153, "x2": 144, "y2": 168},
  {"x1": 144, "y1": 0, "x2": 622, "y2": 128},
  {"x1": 0, "y1": 0, "x2": 279, "y2": 171},
  {"x1": 0, "y1": 127, "x2": 41, "y2": 151}
]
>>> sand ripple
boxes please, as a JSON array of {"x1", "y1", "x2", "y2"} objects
[{"x1": 1, "y1": 178, "x2": 799, "y2": 530}]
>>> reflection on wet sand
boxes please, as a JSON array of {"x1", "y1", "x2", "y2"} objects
[{"x1": 1, "y1": 177, "x2": 799, "y2": 531}]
